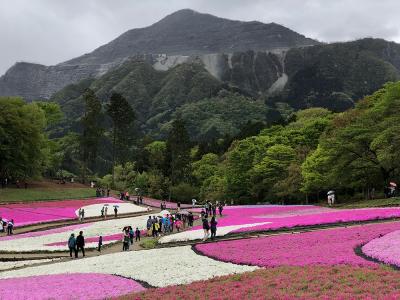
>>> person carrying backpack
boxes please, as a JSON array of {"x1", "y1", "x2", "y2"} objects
[{"x1": 68, "y1": 233, "x2": 77, "y2": 258}]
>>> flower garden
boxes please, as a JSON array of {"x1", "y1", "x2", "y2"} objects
[
  {"x1": 2, "y1": 199, "x2": 400, "y2": 299},
  {"x1": 0, "y1": 197, "x2": 129, "y2": 226}
]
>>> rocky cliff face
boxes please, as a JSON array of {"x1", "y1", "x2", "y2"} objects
[{"x1": 0, "y1": 9, "x2": 318, "y2": 100}]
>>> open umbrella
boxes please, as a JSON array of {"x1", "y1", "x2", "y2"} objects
[
  {"x1": 103, "y1": 204, "x2": 110, "y2": 206},
  {"x1": 180, "y1": 210, "x2": 190, "y2": 215},
  {"x1": 327, "y1": 190, "x2": 335, "y2": 196},
  {"x1": 159, "y1": 210, "x2": 171, "y2": 216},
  {"x1": 390, "y1": 182, "x2": 397, "y2": 187},
  {"x1": 113, "y1": 205, "x2": 120, "y2": 208}
]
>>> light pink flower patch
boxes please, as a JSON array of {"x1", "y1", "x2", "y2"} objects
[
  {"x1": 0, "y1": 197, "x2": 122, "y2": 227},
  {"x1": 189, "y1": 205, "x2": 400, "y2": 234},
  {"x1": 232, "y1": 207, "x2": 400, "y2": 233},
  {"x1": 196, "y1": 221, "x2": 400, "y2": 267},
  {"x1": 0, "y1": 223, "x2": 91, "y2": 241},
  {"x1": 0, "y1": 273, "x2": 145, "y2": 300},
  {"x1": 362, "y1": 230, "x2": 400, "y2": 266}
]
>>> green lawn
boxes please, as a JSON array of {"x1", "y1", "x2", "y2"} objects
[
  {"x1": 0, "y1": 187, "x2": 96, "y2": 203},
  {"x1": 336, "y1": 197, "x2": 400, "y2": 208}
]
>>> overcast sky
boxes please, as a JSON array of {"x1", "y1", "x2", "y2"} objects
[{"x1": 1, "y1": 0, "x2": 399, "y2": 75}]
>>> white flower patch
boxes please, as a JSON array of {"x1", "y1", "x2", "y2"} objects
[
  {"x1": 159, "y1": 222, "x2": 272, "y2": 244},
  {"x1": 0, "y1": 246, "x2": 257, "y2": 287},
  {"x1": 76, "y1": 203, "x2": 149, "y2": 218},
  {"x1": 0, "y1": 214, "x2": 154, "y2": 252},
  {"x1": 0, "y1": 259, "x2": 60, "y2": 271}
]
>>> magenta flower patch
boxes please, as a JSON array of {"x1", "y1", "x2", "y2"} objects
[
  {"x1": 196, "y1": 221, "x2": 400, "y2": 267},
  {"x1": 0, "y1": 197, "x2": 122, "y2": 227},
  {"x1": 0, "y1": 273, "x2": 145, "y2": 299}
]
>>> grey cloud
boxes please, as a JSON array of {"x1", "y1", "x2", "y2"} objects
[{"x1": 1, "y1": 0, "x2": 399, "y2": 75}]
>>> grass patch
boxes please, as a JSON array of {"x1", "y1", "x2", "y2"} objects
[
  {"x1": 140, "y1": 239, "x2": 158, "y2": 249},
  {"x1": 0, "y1": 187, "x2": 95, "y2": 203},
  {"x1": 336, "y1": 197, "x2": 400, "y2": 209}
]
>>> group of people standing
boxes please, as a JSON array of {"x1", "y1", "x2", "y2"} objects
[
  {"x1": 96, "y1": 187, "x2": 110, "y2": 198},
  {"x1": 122, "y1": 226, "x2": 141, "y2": 251},
  {"x1": 67, "y1": 231, "x2": 86, "y2": 258},
  {"x1": 146, "y1": 212, "x2": 194, "y2": 237},
  {"x1": 201, "y1": 210, "x2": 218, "y2": 241},
  {"x1": 78, "y1": 208, "x2": 85, "y2": 222},
  {"x1": 0, "y1": 218, "x2": 14, "y2": 235},
  {"x1": 204, "y1": 200, "x2": 224, "y2": 217}
]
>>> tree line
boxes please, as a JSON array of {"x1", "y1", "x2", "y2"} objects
[{"x1": 2, "y1": 82, "x2": 400, "y2": 203}]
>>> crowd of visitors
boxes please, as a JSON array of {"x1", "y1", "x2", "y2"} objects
[{"x1": 62, "y1": 199, "x2": 224, "y2": 258}]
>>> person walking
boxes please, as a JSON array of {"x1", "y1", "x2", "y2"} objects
[
  {"x1": 78, "y1": 208, "x2": 82, "y2": 222},
  {"x1": 101, "y1": 206, "x2": 104, "y2": 218},
  {"x1": 192, "y1": 198, "x2": 197, "y2": 207},
  {"x1": 202, "y1": 217, "x2": 210, "y2": 241},
  {"x1": 122, "y1": 232, "x2": 130, "y2": 251},
  {"x1": 104, "y1": 206, "x2": 108, "y2": 219},
  {"x1": 135, "y1": 227, "x2": 141, "y2": 241},
  {"x1": 97, "y1": 236, "x2": 103, "y2": 252},
  {"x1": 146, "y1": 216, "x2": 152, "y2": 232},
  {"x1": 114, "y1": 206, "x2": 118, "y2": 218},
  {"x1": 129, "y1": 227, "x2": 134, "y2": 244},
  {"x1": 212, "y1": 203, "x2": 217, "y2": 216},
  {"x1": 218, "y1": 202, "x2": 223, "y2": 216},
  {"x1": 210, "y1": 216, "x2": 218, "y2": 240},
  {"x1": 76, "y1": 231, "x2": 85, "y2": 257},
  {"x1": 107, "y1": 187, "x2": 110, "y2": 197},
  {"x1": 81, "y1": 209, "x2": 85, "y2": 222},
  {"x1": 68, "y1": 233, "x2": 77, "y2": 258},
  {"x1": 188, "y1": 212, "x2": 194, "y2": 227},
  {"x1": 7, "y1": 219, "x2": 13, "y2": 235}
]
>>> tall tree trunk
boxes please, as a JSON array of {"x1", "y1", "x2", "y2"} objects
[{"x1": 111, "y1": 126, "x2": 116, "y2": 189}]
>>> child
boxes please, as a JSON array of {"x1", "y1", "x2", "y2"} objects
[
  {"x1": 135, "y1": 227, "x2": 141, "y2": 241},
  {"x1": 98, "y1": 235, "x2": 103, "y2": 252}
]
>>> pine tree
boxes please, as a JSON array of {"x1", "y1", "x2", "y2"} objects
[
  {"x1": 80, "y1": 89, "x2": 103, "y2": 183},
  {"x1": 165, "y1": 118, "x2": 191, "y2": 185},
  {"x1": 106, "y1": 92, "x2": 135, "y2": 186}
]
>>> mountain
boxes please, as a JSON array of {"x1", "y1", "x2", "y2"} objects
[
  {"x1": 0, "y1": 9, "x2": 318, "y2": 100},
  {"x1": 50, "y1": 38, "x2": 400, "y2": 141}
]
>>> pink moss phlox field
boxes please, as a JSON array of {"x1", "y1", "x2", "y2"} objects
[
  {"x1": 362, "y1": 230, "x2": 400, "y2": 267},
  {"x1": 121, "y1": 266, "x2": 400, "y2": 300},
  {"x1": 0, "y1": 273, "x2": 145, "y2": 300},
  {"x1": 188, "y1": 205, "x2": 400, "y2": 233},
  {"x1": 142, "y1": 197, "x2": 193, "y2": 209},
  {"x1": 0, "y1": 197, "x2": 122, "y2": 226},
  {"x1": 196, "y1": 222, "x2": 400, "y2": 267},
  {"x1": 0, "y1": 223, "x2": 91, "y2": 241}
]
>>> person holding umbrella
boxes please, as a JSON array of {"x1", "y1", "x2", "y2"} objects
[{"x1": 327, "y1": 190, "x2": 335, "y2": 206}]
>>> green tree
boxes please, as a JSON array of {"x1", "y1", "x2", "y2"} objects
[
  {"x1": 0, "y1": 97, "x2": 47, "y2": 180},
  {"x1": 145, "y1": 141, "x2": 166, "y2": 172},
  {"x1": 106, "y1": 92, "x2": 136, "y2": 186},
  {"x1": 80, "y1": 89, "x2": 103, "y2": 182},
  {"x1": 165, "y1": 118, "x2": 192, "y2": 185}
]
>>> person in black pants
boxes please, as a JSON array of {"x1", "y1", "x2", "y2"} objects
[
  {"x1": 135, "y1": 227, "x2": 141, "y2": 241},
  {"x1": 210, "y1": 216, "x2": 218, "y2": 240},
  {"x1": 76, "y1": 231, "x2": 85, "y2": 257}
]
